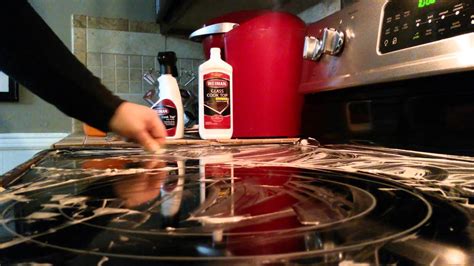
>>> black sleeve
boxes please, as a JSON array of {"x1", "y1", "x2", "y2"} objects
[{"x1": 0, "y1": 0, "x2": 125, "y2": 132}]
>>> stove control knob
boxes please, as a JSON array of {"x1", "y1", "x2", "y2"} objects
[
  {"x1": 303, "y1": 36, "x2": 324, "y2": 61},
  {"x1": 322, "y1": 28, "x2": 344, "y2": 56}
]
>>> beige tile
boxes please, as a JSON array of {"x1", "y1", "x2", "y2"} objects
[
  {"x1": 130, "y1": 68, "x2": 142, "y2": 82},
  {"x1": 117, "y1": 81, "x2": 130, "y2": 93},
  {"x1": 129, "y1": 55, "x2": 142, "y2": 68},
  {"x1": 116, "y1": 68, "x2": 129, "y2": 81},
  {"x1": 72, "y1": 119, "x2": 84, "y2": 133},
  {"x1": 73, "y1": 15, "x2": 87, "y2": 28},
  {"x1": 74, "y1": 51, "x2": 87, "y2": 65},
  {"x1": 193, "y1": 59, "x2": 204, "y2": 74},
  {"x1": 87, "y1": 53, "x2": 101, "y2": 67},
  {"x1": 102, "y1": 54, "x2": 115, "y2": 67},
  {"x1": 87, "y1": 66, "x2": 101, "y2": 79},
  {"x1": 103, "y1": 80, "x2": 116, "y2": 92},
  {"x1": 143, "y1": 56, "x2": 155, "y2": 70},
  {"x1": 129, "y1": 21, "x2": 160, "y2": 33},
  {"x1": 88, "y1": 16, "x2": 128, "y2": 31},
  {"x1": 87, "y1": 29, "x2": 165, "y2": 55},
  {"x1": 116, "y1": 55, "x2": 129, "y2": 67},
  {"x1": 178, "y1": 59, "x2": 193, "y2": 73},
  {"x1": 165, "y1": 36, "x2": 204, "y2": 59},
  {"x1": 73, "y1": 27, "x2": 86, "y2": 52},
  {"x1": 130, "y1": 81, "x2": 143, "y2": 93},
  {"x1": 102, "y1": 67, "x2": 115, "y2": 81}
]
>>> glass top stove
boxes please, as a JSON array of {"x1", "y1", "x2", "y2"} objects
[{"x1": 0, "y1": 140, "x2": 472, "y2": 265}]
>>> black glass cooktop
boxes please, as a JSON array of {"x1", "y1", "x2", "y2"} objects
[{"x1": 0, "y1": 141, "x2": 472, "y2": 265}]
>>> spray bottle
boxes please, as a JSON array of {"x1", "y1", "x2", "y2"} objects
[
  {"x1": 198, "y1": 47, "x2": 233, "y2": 139},
  {"x1": 152, "y1": 51, "x2": 184, "y2": 139}
]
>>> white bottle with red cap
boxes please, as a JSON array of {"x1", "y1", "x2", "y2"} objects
[{"x1": 198, "y1": 47, "x2": 233, "y2": 139}]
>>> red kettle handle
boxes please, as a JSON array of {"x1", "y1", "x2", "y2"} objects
[{"x1": 189, "y1": 22, "x2": 239, "y2": 42}]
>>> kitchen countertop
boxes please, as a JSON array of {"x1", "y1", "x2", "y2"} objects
[{"x1": 52, "y1": 132, "x2": 301, "y2": 149}]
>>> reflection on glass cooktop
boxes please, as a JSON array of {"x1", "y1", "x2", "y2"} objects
[{"x1": 0, "y1": 140, "x2": 472, "y2": 265}]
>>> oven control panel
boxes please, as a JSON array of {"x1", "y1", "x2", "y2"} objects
[{"x1": 379, "y1": 0, "x2": 473, "y2": 54}]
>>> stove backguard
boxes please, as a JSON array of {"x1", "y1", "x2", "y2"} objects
[
  {"x1": 300, "y1": 0, "x2": 474, "y2": 155},
  {"x1": 300, "y1": 0, "x2": 473, "y2": 93}
]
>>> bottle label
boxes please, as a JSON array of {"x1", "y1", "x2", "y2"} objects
[
  {"x1": 153, "y1": 99, "x2": 177, "y2": 136},
  {"x1": 203, "y1": 72, "x2": 231, "y2": 129}
]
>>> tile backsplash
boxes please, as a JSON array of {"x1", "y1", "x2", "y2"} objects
[
  {"x1": 71, "y1": 14, "x2": 204, "y2": 132},
  {"x1": 84, "y1": 53, "x2": 202, "y2": 94}
]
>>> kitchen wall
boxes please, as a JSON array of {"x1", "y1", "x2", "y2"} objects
[
  {"x1": 0, "y1": 0, "x2": 340, "y2": 174},
  {"x1": 0, "y1": 0, "x2": 203, "y2": 174},
  {"x1": 71, "y1": 15, "x2": 203, "y2": 132},
  {"x1": 0, "y1": 0, "x2": 203, "y2": 134},
  {"x1": 0, "y1": 0, "x2": 341, "y2": 134}
]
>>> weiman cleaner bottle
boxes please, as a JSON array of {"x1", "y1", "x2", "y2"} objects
[
  {"x1": 151, "y1": 51, "x2": 184, "y2": 139},
  {"x1": 198, "y1": 47, "x2": 233, "y2": 139}
]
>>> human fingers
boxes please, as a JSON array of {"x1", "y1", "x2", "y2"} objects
[
  {"x1": 109, "y1": 102, "x2": 167, "y2": 151},
  {"x1": 147, "y1": 113, "x2": 167, "y2": 144},
  {"x1": 134, "y1": 130, "x2": 162, "y2": 152}
]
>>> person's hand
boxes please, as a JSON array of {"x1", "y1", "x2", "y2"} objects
[{"x1": 109, "y1": 102, "x2": 166, "y2": 152}]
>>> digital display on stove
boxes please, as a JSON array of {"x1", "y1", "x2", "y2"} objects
[
  {"x1": 379, "y1": 0, "x2": 473, "y2": 54},
  {"x1": 418, "y1": 0, "x2": 437, "y2": 9}
]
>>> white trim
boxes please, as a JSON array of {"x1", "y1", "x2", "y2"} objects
[
  {"x1": 0, "y1": 133, "x2": 68, "y2": 150},
  {"x1": 0, "y1": 71, "x2": 8, "y2": 93}
]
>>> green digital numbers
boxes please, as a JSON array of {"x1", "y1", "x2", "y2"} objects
[{"x1": 418, "y1": 0, "x2": 436, "y2": 8}]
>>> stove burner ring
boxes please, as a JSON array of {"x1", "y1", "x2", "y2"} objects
[
  {"x1": 54, "y1": 177, "x2": 377, "y2": 237},
  {"x1": 0, "y1": 168, "x2": 432, "y2": 263}
]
